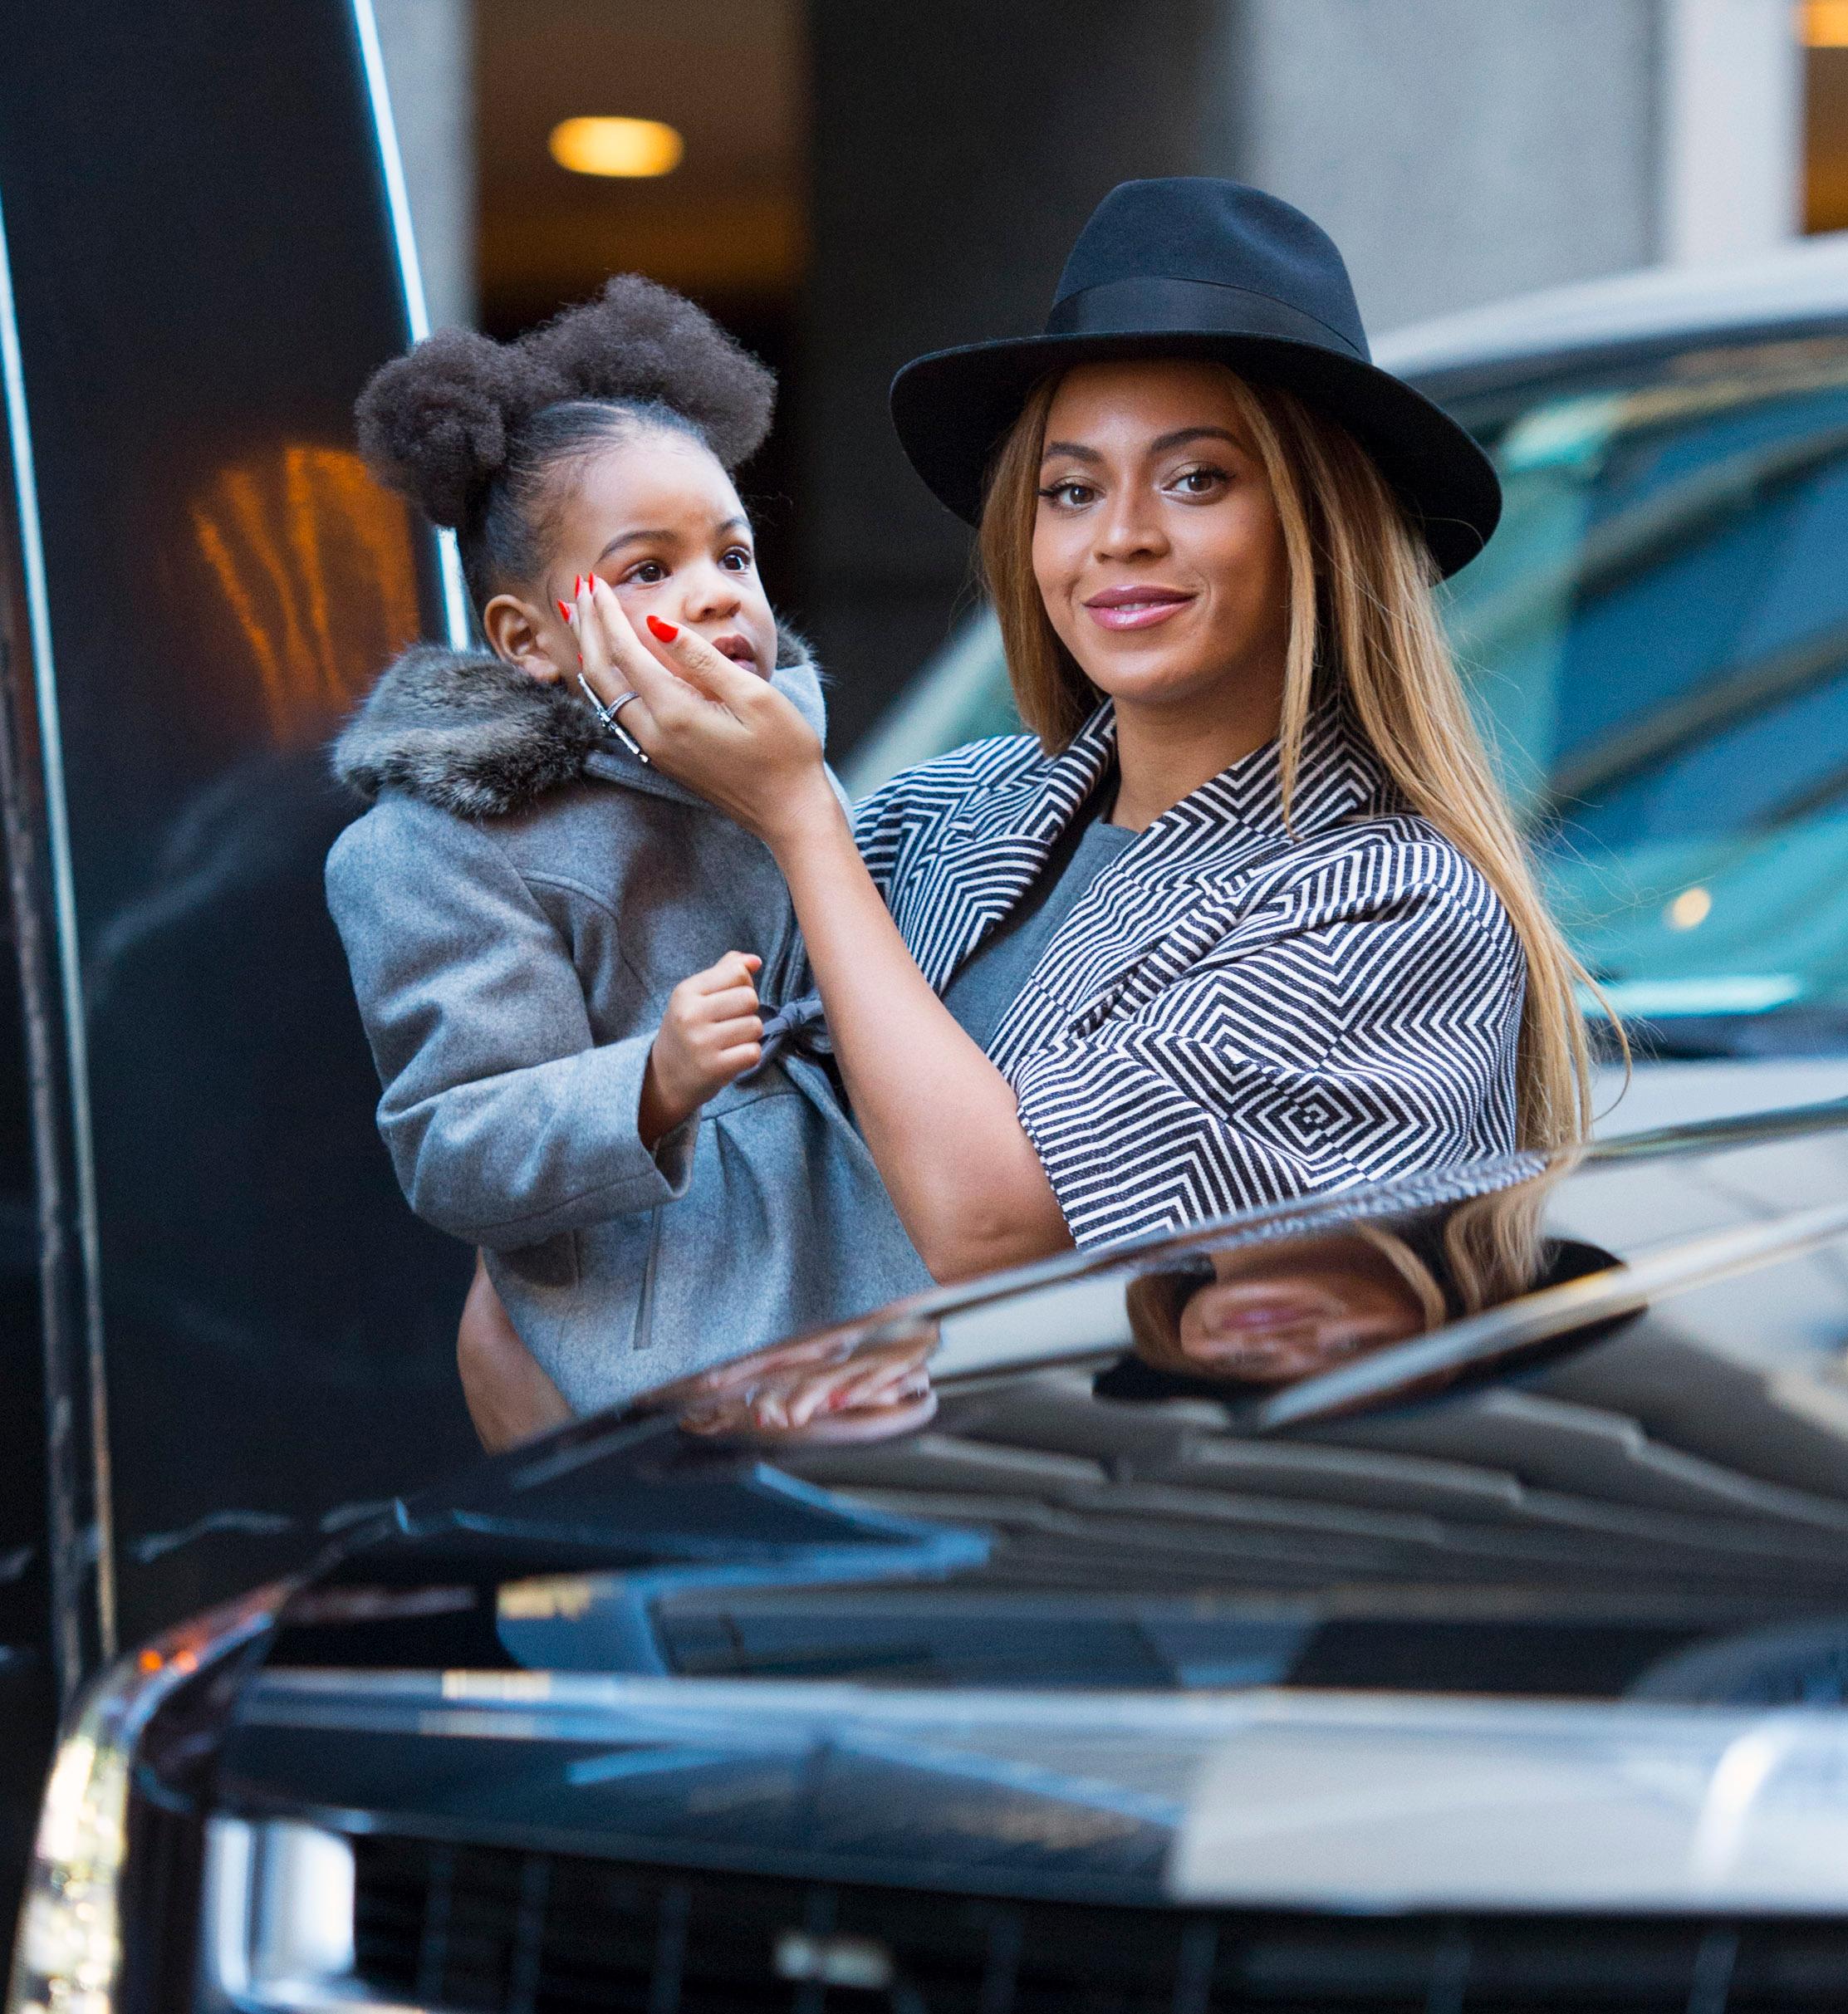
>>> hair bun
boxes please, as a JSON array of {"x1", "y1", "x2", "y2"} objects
[
  {"x1": 524, "y1": 274, "x2": 775, "y2": 469},
  {"x1": 355, "y1": 329, "x2": 567, "y2": 528}
]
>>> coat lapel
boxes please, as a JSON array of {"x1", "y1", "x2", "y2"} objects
[
  {"x1": 983, "y1": 703, "x2": 1391, "y2": 1066},
  {"x1": 891, "y1": 707, "x2": 1116, "y2": 992}
]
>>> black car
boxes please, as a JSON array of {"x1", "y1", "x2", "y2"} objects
[{"x1": 15, "y1": 1100, "x2": 1848, "y2": 2012}]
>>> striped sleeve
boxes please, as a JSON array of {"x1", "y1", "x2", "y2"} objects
[
  {"x1": 1007, "y1": 845, "x2": 1526, "y2": 1247},
  {"x1": 851, "y1": 733, "x2": 1043, "y2": 902}
]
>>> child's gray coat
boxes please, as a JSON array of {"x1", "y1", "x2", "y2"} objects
[{"x1": 324, "y1": 637, "x2": 929, "y2": 1415}]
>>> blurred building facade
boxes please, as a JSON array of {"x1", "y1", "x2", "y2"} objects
[{"x1": 378, "y1": 0, "x2": 1842, "y2": 749}]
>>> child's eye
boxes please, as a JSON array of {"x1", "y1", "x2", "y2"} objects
[
  {"x1": 1037, "y1": 478, "x2": 1096, "y2": 510},
  {"x1": 623, "y1": 559, "x2": 669, "y2": 586},
  {"x1": 721, "y1": 546, "x2": 755, "y2": 572},
  {"x1": 1169, "y1": 464, "x2": 1229, "y2": 497}
]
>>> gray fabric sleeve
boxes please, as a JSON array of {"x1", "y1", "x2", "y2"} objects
[{"x1": 325, "y1": 796, "x2": 695, "y2": 1247}]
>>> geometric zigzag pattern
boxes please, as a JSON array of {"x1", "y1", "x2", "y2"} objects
[{"x1": 855, "y1": 700, "x2": 1524, "y2": 1247}]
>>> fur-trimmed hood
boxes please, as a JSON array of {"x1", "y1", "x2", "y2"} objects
[{"x1": 331, "y1": 627, "x2": 816, "y2": 819}]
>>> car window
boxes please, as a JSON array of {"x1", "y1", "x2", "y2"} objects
[{"x1": 1441, "y1": 333, "x2": 1848, "y2": 1032}]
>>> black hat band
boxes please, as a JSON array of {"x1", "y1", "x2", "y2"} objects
[{"x1": 1045, "y1": 277, "x2": 1369, "y2": 362}]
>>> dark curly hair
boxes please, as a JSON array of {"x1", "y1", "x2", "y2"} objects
[{"x1": 355, "y1": 275, "x2": 776, "y2": 608}]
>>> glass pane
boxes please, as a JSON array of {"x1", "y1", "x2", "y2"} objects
[{"x1": 1443, "y1": 335, "x2": 1848, "y2": 1022}]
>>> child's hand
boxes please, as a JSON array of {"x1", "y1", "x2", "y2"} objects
[{"x1": 638, "y1": 951, "x2": 763, "y2": 1148}]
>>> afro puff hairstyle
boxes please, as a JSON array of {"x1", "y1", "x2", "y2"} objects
[{"x1": 355, "y1": 275, "x2": 776, "y2": 605}]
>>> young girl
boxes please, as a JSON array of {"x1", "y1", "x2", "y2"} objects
[{"x1": 326, "y1": 277, "x2": 929, "y2": 1419}]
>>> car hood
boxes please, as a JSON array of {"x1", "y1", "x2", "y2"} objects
[{"x1": 189, "y1": 1098, "x2": 1848, "y2": 1910}]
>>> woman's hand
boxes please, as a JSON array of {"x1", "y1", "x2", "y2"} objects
[
  {"x1": 572, "y1": 574, "x2": 835, "y2": 850},
  {"x1": 639, "y1": 950, "x2": 764, "y2": 1148}
]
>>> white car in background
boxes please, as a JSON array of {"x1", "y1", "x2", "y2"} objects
[{"x1": 847, "y1": 234, "x2": 1848, "y2": 1138}]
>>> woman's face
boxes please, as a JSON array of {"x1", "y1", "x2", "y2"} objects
[
  {"x1": 1133, "y1": 1234, "x2": 1431, "y2": 1386},
  {"x1": 1032, "y1": 360, "x2": 1291, "y2": 719}
]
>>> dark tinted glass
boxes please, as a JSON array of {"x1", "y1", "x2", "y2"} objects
[{"x1": 0, "y1": 0, "x2": 479, "y2": 1654}]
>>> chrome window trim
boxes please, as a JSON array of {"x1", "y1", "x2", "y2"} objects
[
  {"x1": 0, "y1": 181, "x2": 116, "y2": 1676},
  {"x1": 347, "y1": 0, "x2": 469, "y2": 651}
]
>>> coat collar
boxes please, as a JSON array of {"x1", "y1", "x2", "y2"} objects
[
  {"x1": 954, "y1": 697, "x2": 1389, "y2": 867},
  {"x1": 331, "y1": 627, "x2": 821, "y2": 819},
  {"x1": 899, "y1": 698, "x2": 1391, "y2": 994}
]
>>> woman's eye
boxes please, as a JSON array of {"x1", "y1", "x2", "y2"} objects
[
  {"x1": 1170, "y1": 465, "x2": 1229, "y2": 497},
  {"x1": 1037, "y1": 479, "x2": 1096, "y2": 509}
]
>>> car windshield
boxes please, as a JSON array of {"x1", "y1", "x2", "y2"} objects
[
  {"x1": 1440, "y1": 331, "x2": 1848, "y2": 1048},
  {"x1": 849, "y1": 326, "x2": 1848, "y2": 1052}
]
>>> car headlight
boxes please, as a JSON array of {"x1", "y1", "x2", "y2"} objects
[{"x1": 7, "y1": 1586, "x2": 283, "y2": 2014}]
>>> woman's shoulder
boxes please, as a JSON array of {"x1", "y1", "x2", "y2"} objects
[
  {"x1": 1267, "y1": 805, "x2": 1520, "y2": 944},
  {"x1": 851, "y1": 730, "x2": 1049, "y2": 831}
]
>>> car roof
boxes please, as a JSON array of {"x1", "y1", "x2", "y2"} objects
[{"x1": 1376, "y1": 229, "x2": 1848, "y2": 380}]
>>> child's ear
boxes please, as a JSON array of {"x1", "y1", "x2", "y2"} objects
[{"x1": 482, "y1": 592, "x2": 567, "y2": 683}]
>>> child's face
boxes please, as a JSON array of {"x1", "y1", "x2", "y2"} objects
[
  {"x1": 488, "y1": 429, "x2": 778, "y2": 683},
  {"x1": 561, "y1": 432, "x2": 776, "y2": 674}
]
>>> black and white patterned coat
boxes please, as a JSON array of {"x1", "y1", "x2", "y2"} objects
[{"x1": 855, "y1": 702, "x2": 1525, "y2": 1247}]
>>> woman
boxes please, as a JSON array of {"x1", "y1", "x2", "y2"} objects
[{"x1": 463, "y1": 176, "x2": 1595, "y2": 1441}]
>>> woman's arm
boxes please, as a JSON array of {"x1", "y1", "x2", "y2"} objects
[
  {"x1": 765, "y1": 786, "x2": 1071, "y2": 1280},
  {"x1": 575, "y1": 580, "x2": 1071, "y2": 1281}
]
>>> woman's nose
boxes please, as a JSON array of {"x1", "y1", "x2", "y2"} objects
[{"x1": 1091, "y1": 486, "x2": 1168, "y2": 562}]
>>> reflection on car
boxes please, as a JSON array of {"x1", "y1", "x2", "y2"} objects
[{"x1": 23, "y1": 1097, "x2": 1848, "y2": 2013}]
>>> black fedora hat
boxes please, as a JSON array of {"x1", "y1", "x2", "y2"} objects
[{"x1": 890, "y1": 178, "x2": 1501, "y2": 578}]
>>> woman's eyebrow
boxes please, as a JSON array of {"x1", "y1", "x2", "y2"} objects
[
  {"x1": 1149, "y1": 425, "x2": 1243, "y2": 453},
  {"x1": 1041, "y1": 426, "x2": 1243, "y2": 465}
]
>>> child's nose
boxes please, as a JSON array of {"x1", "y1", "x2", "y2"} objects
[{"x1": 679, "y1": 561, "x2": 743, "y2": 623}]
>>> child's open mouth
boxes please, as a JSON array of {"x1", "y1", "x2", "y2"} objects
[{"x1": 710, "y1": 633, "x2": 766, "y2": 676}]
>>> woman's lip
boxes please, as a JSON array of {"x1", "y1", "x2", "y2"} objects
[
  {"x1": 1085, "y1": 585, "x2": 1193, "y2": 607},
  {"x1": 1086, "y1": 588, "x2": 1199, "y2": 628}
]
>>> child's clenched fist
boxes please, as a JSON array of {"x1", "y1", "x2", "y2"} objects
[{"x1": 638, "y1": 950, "x2": 764, "y2": 1148}]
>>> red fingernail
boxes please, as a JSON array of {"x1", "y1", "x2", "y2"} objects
[
  {"x1": 556, "y1": 600, "x2": 572, "y2": 622},
  {"x1": 573, "y1": 576, "x2": 585, "y2": 595},
  {"x1": 647, "y1": 615, "x2": 679, "y2": 643}
]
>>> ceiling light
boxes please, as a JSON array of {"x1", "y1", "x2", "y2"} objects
[
  {"x1": 1802, "y1": 1, "x2": 1848, "y2": 47},
  {"x1": 1666, "y1": 886, "x2": 1713, "y2": 930},
  {"x1": 549, "y1": 116, "x2": 684, "y2": 179}
]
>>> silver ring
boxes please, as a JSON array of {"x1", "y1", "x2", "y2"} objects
[{"x1": 579, "y1": 675, "x2": 650, "y2": 765}]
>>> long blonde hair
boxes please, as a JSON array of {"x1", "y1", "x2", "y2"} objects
[{"x1": 977, "y1": 368, "x2": 1600, "y2": 1154}]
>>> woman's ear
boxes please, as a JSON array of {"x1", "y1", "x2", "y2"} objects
[{"x1": 482, "y1": 591, "x2": 567, "y2": 683}]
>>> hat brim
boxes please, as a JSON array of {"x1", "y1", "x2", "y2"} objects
[{"x1": 889, "y1": 328, "x2": 1502, "y2": 579}]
